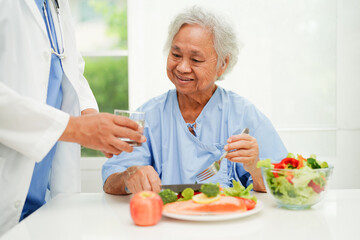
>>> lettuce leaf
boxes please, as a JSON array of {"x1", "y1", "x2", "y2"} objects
[
  {"x1": 256, "y1": 158, "x2": 273, "y2": 168},
  {"x1": 223, "y1": 180, "x2": 257, "y2": 202}
]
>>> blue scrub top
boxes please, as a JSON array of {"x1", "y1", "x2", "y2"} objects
[
  {"x1": 21, "y1": 0, "x2": 63, "y2": 220},
  {"x1": 102, "y1": 86, "x2": 288, "y2": 188}
]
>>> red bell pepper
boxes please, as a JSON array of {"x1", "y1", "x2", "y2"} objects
[
  {"x1": 283, "y1": 158, "x2": 299, "y2": 168},
  {"x1": 272, "y1": 157, "x2": 299, "y2": 178},
  {"x1": 273, "y1": 162, "x2": 285, "y2": 169},
  {"x1": 273, "y1": 158, "x2": 299, "y2": 169}
]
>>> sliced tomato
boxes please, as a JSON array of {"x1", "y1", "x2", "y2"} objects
[
  {"x1": 308, "y1": 180, "x2": 324, "y2": 193},
  {"x1": 285, "y1": 172, "x2": 294, "y2": 184},
  {"x1": 236, "y1": 197, "x2": 256, "y2": 210},
  {"x1": 177, "y1": 193, "x2": 182, "y2": 199},
  {"x1": 177, "y1": 191, "x2": 201, "y2": 199}
]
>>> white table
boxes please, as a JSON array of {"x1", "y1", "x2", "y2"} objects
[{"x1": 2, "y1": 190, "x2": 359, "y2": 240}]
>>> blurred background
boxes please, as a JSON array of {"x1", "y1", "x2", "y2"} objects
[{"x1": 69, "y1": 0, "x2": 360, "y2": 192}]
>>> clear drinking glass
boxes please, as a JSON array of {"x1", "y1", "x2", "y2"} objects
[{"x1": 114, "y1": 109, "x2": 145, "y2": 147}]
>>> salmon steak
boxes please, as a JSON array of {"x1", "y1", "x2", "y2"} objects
[{"x1": 163, "y1": 196, "x2": 247, "y2": 215}]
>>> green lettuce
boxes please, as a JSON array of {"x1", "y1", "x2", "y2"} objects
[
  {"x1": 256, "y1": 158, "x2": 273, "y2": 169},
  {"x1": 223, "y1": 180, "x2": 257, "y2": 202}
]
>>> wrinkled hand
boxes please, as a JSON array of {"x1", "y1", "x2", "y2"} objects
[
  {"x1": 124, "y1": 166, "x2": 161, "y2": 194},
  {"x1": 224, "y1": 134, "x2": 259, "y2": 173},
  {"x1": 60, "y1": 112, "x2": 146, "y2": 157}
]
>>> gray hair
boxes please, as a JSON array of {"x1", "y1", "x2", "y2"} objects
[{"x1": 164, "y1": 6, "x2": 239, "y2": 78}]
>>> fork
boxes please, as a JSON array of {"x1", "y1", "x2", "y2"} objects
[{"x1": 196, "y1": 128, "x2": 250, "y2": 182}]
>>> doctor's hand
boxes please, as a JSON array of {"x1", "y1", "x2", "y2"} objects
[{"x1": 59, "y1": 112, "x2": 146, "y2": 157}]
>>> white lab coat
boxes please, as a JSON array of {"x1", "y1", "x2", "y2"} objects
[{"x1": 0, "y1": 0, "x2": 98, "y2": 235}]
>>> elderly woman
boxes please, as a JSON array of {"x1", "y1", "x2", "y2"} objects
[{"x1": 102, "y1": 6, "x2": 287, "y2": 194}]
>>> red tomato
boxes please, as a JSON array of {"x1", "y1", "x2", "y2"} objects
[
  {"x1": 177, "y1": 191, "x2": 201, "y2": 199},
  {"x1": 130, "y1": 191, "x2": 163, "y2": 226},
  {"x1": 308, "y1": 180, "x2": 324, "y2": 193},
  {"x1": 237, "y1": 197, "x2": 256, "y2": 210}
]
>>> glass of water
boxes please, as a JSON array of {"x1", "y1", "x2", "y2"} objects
[{"x1": 114, "y1": 109, "x2": 145, "y2": 147}]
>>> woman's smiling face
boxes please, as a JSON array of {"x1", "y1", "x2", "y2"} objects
[{"x1": 166, "y1": 24, "x2": 224, "y2": 97}]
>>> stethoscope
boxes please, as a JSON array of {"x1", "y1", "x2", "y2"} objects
[{"x1": 43, "y1": 0, "x2": 66, "y2": 59}]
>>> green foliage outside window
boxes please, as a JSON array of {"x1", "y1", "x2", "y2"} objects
[
  {"x1": 81, "y1": 57, "x2": 129, "y2": 157},
  {"x1": 80, "y1": 0, "x2": 128, "y2": 157},
  {"x1": 89, "y1": 0, "x2": 128, "y2": 49},
  {"x1": 85, "y1": 57, "x2": 129, "y2": 113}
]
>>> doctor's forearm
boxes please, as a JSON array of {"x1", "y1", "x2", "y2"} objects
[
  {"x1": 81, "y1": 108, "x2": 98, "y2": 115},
  {"x1": 59, "y1": 109, "x2": 102, "y2": 142},
  {"x1": 59, "y1": 116, "x2": 79, "y2": 143}
]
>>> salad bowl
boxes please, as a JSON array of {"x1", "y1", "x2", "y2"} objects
[{"x1": 258, "y1": 154, "x2": 334, "y2": 210}]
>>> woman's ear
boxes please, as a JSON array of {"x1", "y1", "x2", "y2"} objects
[{"x1": 217, "y1": 56, "x2": 230, "y2": 78}]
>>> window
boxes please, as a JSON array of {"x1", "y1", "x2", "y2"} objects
[{"x1": 69, "y1": 0, "x2": 128, "y2": 157}]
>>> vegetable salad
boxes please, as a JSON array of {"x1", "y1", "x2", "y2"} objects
[{"x1": 257, "y1": 153, "x2": 332, "y2": 207}]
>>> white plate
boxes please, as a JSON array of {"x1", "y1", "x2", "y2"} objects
[{"x1": 162, "y1": 200, "x2": 264, "y2": 221}]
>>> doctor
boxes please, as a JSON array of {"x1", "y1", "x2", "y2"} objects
[{"x1": 0, "y1": 0, "x2": 145, "y2": 235}]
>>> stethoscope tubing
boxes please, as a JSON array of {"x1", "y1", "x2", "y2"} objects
[{"x1": 43, "y1": 0, "x2": 66, "y2": 59}]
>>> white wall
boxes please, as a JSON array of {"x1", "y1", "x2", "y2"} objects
[
  {"x1": 127, "y1": 0, "x2": 339, "y2": 160},
  {"x1": 81, "y1": 157, "x2": 106, "y2": 193},
  {"x1": 81, "y1": 0, "x2": 360, "y2": 192},
  {"x1": 334, "y1": 0, "x2": 360, "y2": 188}
]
